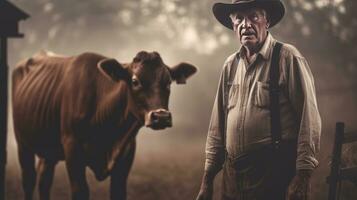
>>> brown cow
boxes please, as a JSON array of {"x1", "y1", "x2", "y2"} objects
[{"x1": 12, "y1": 50, "x2": 197, "y2": 200}]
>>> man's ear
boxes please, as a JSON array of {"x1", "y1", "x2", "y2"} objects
[
  {"x1": 169, "y1": 62, "x2": 197, "y2": 84},
  {"x1": 97, "y1": 58, "x2": 130, "y2": 82},
  {"x1": 266, "y1": 22, "x2": 270, "y2": 29}
]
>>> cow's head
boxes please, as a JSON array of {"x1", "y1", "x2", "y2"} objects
[{"x1": 97, "y1": 51, "x2": 197, "y2": 130}]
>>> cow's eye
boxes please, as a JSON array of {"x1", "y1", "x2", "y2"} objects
[
  {"x1": 166, "y1": 84, "x2": 171, "y2": 91},
  {"x1": 132, "y1": 78, "x2": 141, "y2": 88}
]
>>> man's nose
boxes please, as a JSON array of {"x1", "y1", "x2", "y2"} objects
[{"x1": 241, "y1": 17, "x2": 252, "y2": 28}]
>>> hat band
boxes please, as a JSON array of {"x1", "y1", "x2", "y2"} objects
[
  {"x1": 232, "y1": 0, "x2": 255, "y2": 3},
  {"x1": 233, "y1": 0, "x2": 255, "y2": 3}
]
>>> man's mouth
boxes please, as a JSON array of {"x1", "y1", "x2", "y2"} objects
[
  {"x1": 240, "y1": 28, "x2": 256, "y2": 37},
  {"x1": 241, "y1": 31, "x2": 255, "y2": 37}
]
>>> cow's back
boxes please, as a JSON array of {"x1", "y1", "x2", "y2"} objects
[
  {"x1": 12, "y1": 51, "x2": 117, "y2": 160},
  {"x1": 12, "y1": 51, "x2": 73, "y2": 158}
]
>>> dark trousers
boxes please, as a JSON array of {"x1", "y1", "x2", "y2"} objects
[{"x1": 221, "y1": 141, "x2": 297, "y2": 200}]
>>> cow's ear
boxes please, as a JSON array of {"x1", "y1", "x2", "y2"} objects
[
  {"x1": 98, "y1": 58, "x2": 130, "y2": 82},
  {"x1": 169, "y1": 62, "x2": 197, "y2": 84}
]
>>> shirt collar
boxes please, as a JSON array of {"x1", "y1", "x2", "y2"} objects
[{"x1": 238, "y1": 32, "x2": 276, "y2": 61}]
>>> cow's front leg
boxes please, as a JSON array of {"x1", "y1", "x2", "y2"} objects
[
  {"x1": 37, "y1": 158, "x2": 58, "y2": 200},
  {"x1": 110, "y1": 141, "x2": 136, "y2": 200},
  {"x1": 63, "y1": 137, "x2": 89, "y2": 200}
]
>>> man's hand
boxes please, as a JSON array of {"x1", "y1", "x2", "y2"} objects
[
  {"x1": 196, "y1": 183, "x2": 213, "y2": 200},
  {"x1": 195, "y1": 170, "x2": 218, "y2": 200},
  {"x1": 286, "y1": 170, "x2": 312, "y2": 200}
]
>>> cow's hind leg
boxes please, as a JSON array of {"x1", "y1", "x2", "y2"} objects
[
  {"x1": 110, "y1": 140, "x2": 136, "y2": 200},
  {"x1": 18, "y1": 144, "x2": 36, "y2": 200},
  {"x1": 37, "y1": 157, "x2": 58, "y2": 200}
]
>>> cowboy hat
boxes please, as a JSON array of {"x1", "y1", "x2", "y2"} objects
[{"x1": 212, "y1": 0, "x2": 285, "y2": 30}]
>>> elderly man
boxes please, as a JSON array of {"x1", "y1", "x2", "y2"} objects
[{"x1": 196, "y1": 0, "x2": 321, "y2": 200}]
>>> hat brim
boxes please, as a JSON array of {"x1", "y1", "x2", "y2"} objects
[{"x1": 212, "y1": 0, "x2": 285, "y2": 30}]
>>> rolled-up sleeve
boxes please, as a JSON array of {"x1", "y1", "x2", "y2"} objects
[
  {"x1": 204, "y1": 64, "x2": 228, "y2": 172},
  {"x1": 286, "y1": 54, "x2": 321, "y2": 171}
]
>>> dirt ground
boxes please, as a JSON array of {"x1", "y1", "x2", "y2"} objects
[
  {"x1": 5, "y1": 131, "x2": 223, "y2": 200},
  {"x1": 4, "y1": 137, "x2": 356, "y2": 200},
  {"x1": 5, "y1": 126, "x2": 357, "y2": 200}
]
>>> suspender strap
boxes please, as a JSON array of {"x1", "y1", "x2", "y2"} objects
[{"x1": 269, "y1": 42, "x2": 283, "y2": 149}]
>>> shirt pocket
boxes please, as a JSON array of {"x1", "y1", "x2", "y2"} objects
[
  {"x1": 254, "y1": 81, "x2": 287, "y2": 109},
  {"x1": 227, "y1": 84, "x2": 239, "y2": 111},
  {"x1": 254, "y1": 81, "x2": 270, "y2": 108}
]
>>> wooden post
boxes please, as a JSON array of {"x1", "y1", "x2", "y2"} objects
[
  {"x1": 328, "y1": 122, "x2": 345, "y2": 200},
  {"x1": 0, "y1": 36, "x2": 8, "y2": 200},
  {"x1": 0, "y1": 1, "x2": 29, "y2": 198}
]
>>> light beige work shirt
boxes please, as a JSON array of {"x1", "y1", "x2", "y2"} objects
[{"x1": 205, "y1": 33, "x2": 321, "y2": 172}]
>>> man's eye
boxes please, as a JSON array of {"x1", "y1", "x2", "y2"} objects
[
  {"x1": 251, "y1": 15, "x2": 259, "y2": 21},
  {"x1": 236, "y1": 16, "x2": 243, "y2": 23},
  {"x1": 232, "y1": 18, "x2": 242, "y2": 26}
]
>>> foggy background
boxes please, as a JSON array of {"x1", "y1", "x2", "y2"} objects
[{"x1": 4, "y1": 0, "x2": 357, "y2": 199}]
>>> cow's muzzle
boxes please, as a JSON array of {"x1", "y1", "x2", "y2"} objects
[{"x1": 145, "y1": 109, "x2": 172, "y2": 130}]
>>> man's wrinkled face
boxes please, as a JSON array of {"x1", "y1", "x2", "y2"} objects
[{"x1": 230, "y1": 8, "x2": 269, "y2": 50}]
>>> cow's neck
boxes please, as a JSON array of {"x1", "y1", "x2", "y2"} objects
[
  {"x1": 86, "y1": 113, "x2": 141, "y2": 181},
  {"x1": 92, "y1": 80, "x2": 131, "y2": 125},
  {"x1": 86, "y1": 80, "x2": 143, "y2": 179}
]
